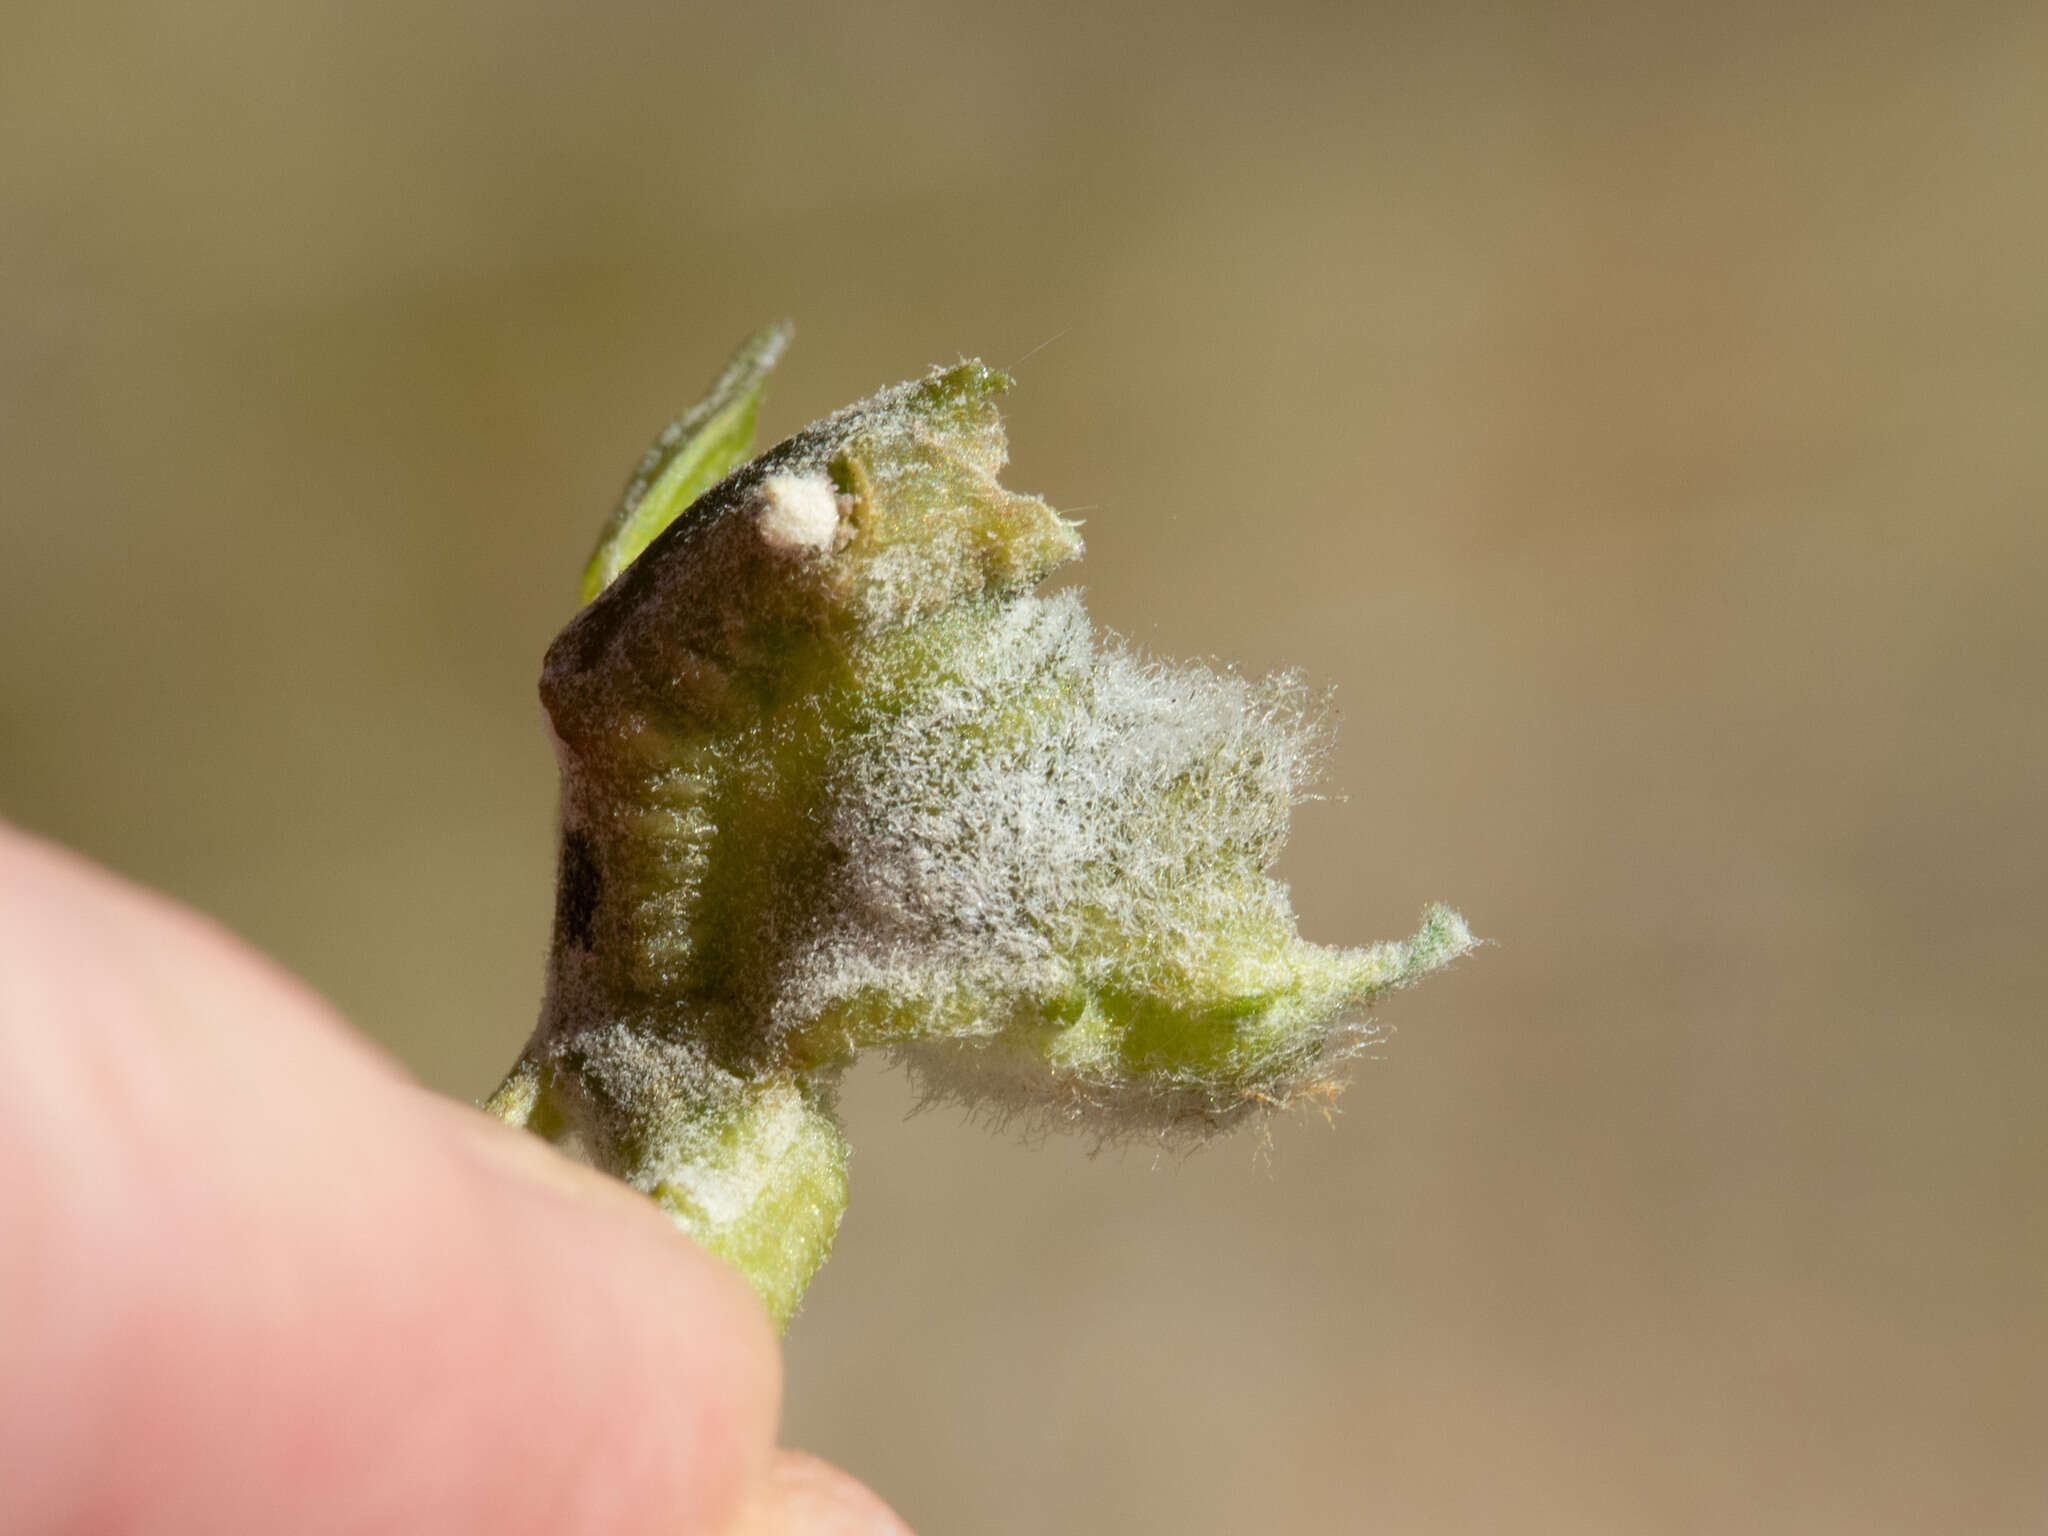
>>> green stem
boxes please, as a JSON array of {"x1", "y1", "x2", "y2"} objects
[{"x1": 487, "y1": 1053, "x2": 847, "y2": 1329}]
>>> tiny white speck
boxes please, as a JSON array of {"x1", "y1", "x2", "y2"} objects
[{"x1": 755, "y1": 472, "x2": 842, "y2": 554}]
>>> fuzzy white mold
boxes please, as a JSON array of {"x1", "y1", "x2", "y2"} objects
[{"x1": 755, "y1": 470, "x2": 843, "y2": 553}]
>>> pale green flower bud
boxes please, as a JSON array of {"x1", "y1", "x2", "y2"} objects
[{"x1": 488, "y1": 327, "x2": 1474, "y2": 1325}]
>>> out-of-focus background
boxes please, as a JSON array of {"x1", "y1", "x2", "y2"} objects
[{"x1": 4, "y1": 0, "x2": 2043, "y2": 1529}]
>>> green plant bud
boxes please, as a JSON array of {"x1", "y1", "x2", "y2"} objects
[{"x1": 489, "y1": 327, "x2": 1474, "y2": 1325}]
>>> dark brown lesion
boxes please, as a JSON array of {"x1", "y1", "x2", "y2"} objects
[{"x1": 555, "y1": 826, "x2": 602, "y2": 952}]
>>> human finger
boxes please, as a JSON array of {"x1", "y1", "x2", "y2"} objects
[{"x1": 0, "y1": 823, "x2": 778, "y2": 1536}]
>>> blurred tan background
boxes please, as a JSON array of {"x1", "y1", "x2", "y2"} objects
[{"x1": 4, "y1": 0, "x2": 2044, "y2": 1529}]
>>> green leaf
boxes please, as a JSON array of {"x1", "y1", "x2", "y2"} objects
[{"x1": 578, "y1": 320, "x2": 793, "y2": 603}]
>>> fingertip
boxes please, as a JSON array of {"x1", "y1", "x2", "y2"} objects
[
  {"x1": 725, "y1": 1451, "x2": 914, "y2": 1536},
  {"x1": 438, "y1": 1099, "x2": 786, "y2": 1535},
  {"x1": 0, "y1": 820, "x2": 788, "y2": 1536}
]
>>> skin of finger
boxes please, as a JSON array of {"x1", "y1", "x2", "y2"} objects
[
  {"x1": 723, "y1": 1451, "x2": 916, "y2": 1536},
  {"x1": 0, "y1": 824, "x2": 780, "y2": 1536}
]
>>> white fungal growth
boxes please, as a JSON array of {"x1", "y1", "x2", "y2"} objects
[
  {"x1": 764, "y1": 590, "x2": 1462, "y2": 1135},
  {"x1": 755, "y1": 470, "x2": 843, "y2": 553}
]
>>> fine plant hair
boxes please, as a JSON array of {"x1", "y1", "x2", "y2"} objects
[{"x1": 488, "y1": 323, "x2": 1474, "y2": 1325}]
